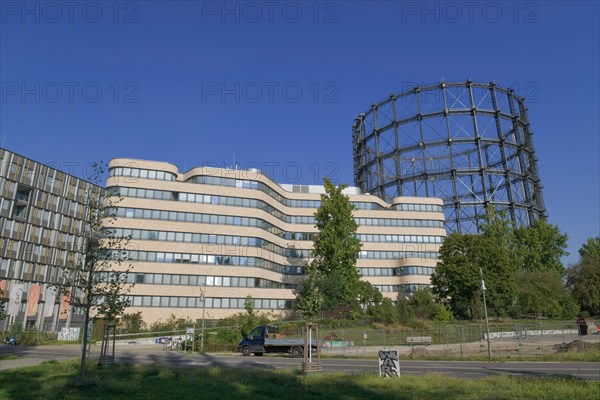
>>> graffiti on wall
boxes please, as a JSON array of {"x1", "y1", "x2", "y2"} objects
[{"x1": 378, "y1": 350, "x2": 400, "y2": 378}]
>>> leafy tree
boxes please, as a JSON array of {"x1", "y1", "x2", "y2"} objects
[
  {"x1": 296, "y1": 265, "x2": 324, "y2": 320},
  {"x1": 149, "y1": 313, "x2": 185, "y2": 332},
  {"x1": 568, "y1": 237, "x2": 600, "y2": 315},
  {"x1": 396, "y1": 297, "x2": 415, "y2": 323},
  {"x1": 515, "y1": 270, "x2": 565, "y2": 318},
  {"x1": 410, "y1": 288, "x2": 438, "y2": 320},
  {"x1": 297, "y1": 178, "x2": 377, "y2": 318},
  {"x1": 0, "y1": 288, "x2": 7, "y2": 321},
  {"x1": 579, "y1": 236, "x2": 600, "y2": 258},
  {"x1": 514, "y1": 220, "x2": 568, "y2": 275},
  {"x1": 480, "y1": 207, "x2": 521, "y2": 269},
  {"x1": 368, "y1": 298, "x2": 397, "y2": 325},
  {"x1": 357, "y1": 280, "x2": 383, "y2": 310},
  {"x1": 121, "y1": 312, "x2": 146, "y2": 333},
  {"x1": 431, "y1": 233, "x2": 516, "y2": 319},
  {"x1": 58, "y1": 162, "x2": 134, "y2": 380}
]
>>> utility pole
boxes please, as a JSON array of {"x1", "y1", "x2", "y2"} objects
[
  {"x1": 480, "y1": 267, "x2": 492, "y2": 360},
  {"x1": 199, "y1": 284, "x2": 206, "y2": 354}
]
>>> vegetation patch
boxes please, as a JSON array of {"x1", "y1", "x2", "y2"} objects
[{"x1": 0, "y1": 359, "x2": 598, "y2": 400}]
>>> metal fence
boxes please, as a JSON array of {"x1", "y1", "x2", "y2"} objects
[{"x1": 314, "y1": 322, "x2": 599, "y2": 358}]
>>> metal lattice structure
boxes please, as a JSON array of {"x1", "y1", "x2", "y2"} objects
[{"x1": 352, "y1": 80, "x2": 547, "y2": 234}]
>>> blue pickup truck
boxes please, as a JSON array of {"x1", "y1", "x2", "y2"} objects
[{"x1": 238, "y1": 325, "x2": 317, "y2": 358}]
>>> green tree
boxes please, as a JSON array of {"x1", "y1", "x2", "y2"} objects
[
  {"x1": 579, "y1": 236, "x2": 600, "y2": 258},
  {"x1": 568, "y1": 237, "x2": 600, "y2": 315},
  {"x1": 59, "y1": 162, "x2": 134, "y2": 380},
  {"x1": 431, "y1": 233, "x2": 516, "y2": 319},
  {"x1": 410, "y1": 288, "x2": 438, "y2": 320},
  {"x1": 396, "y1": 297, "x2": 415, "y2": 323},
  {"x1": 480, "y1": 207, "x2": 521, "y2": 269},
  {"x1": 297, "y1": 178, "x2": 376, "y2": 317},
  {"x1": 514, "y1": 220, "x2": 568, "y2": 275},
  {"x1": 296, "y1": 265, "x2": 324, "y2": 320},
  {"x1": 368, "y1": 298, "x2": 397, "y2": 325},
  {"x1": 0, "y1": 288, "x2": 7, "y2": 321},
  {"x1": 515, "y1": 270, "x2": 565, "y2": 318},
  {"x1": 121, "y1": 312, "x2": 146, "y2": 333}
]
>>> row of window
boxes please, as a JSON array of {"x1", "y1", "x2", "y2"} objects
[
  {"x1": 30, "y1": 205, "x2": 87, "y2": 234},
  {"x1": 359, "y1": 268, "x2": 395, "y2": 276},
  {"x1": 110, "y1": 167, "x2": 176, "y2": 181},
  {"x1": 356, "y1": 234, "x2": 444, "y2": 244},
  {"x1": 108, "y1": 186, "x2": 444, "y2": 229},
  {"x1": 109, "y1": 169, "x2": 443, "y2": 216},
  {"x1": 399, "y1": 284, "x2": 432, "y2": 294},
  {"x1": 108, "y1": 206, "x2": 314, "y2": 241},
  {"x1": 0, "y1": 249, "x2": 78, "y2": 283},
  {"x1": 104, "y1": 249, "x2": 306, "y2": 275},
  {"x1": 397, "y1": 266, "x2": 436, "y2": 276},
  {"x1": 109, "y1": 206, "x2": 444, "y2": 245},
  {"x1": 100, "y1": 271, "x2": 293, "y2": 289},
  {"x1": 373, "y1": 285, "x2": 400, "y2": 292},
  {"x1": 0, "y1": 152, "x2": 101, "y2": 205},
  {"x1": 371, "y1": 284, "x2": 433, "y2": 295},
  {"x1": 360, "y1": 267, "x2": 435, "y2": 277},
  {"x1": 188, "y1": 175, "x2": 323, "y2": 209},
  {"x1": 110, "y1": 166, "x2": 400, "y2": 211},
  {"x1": 108, "y1": 186, "x2": 315, "y2": 225},
  {"x1": 109, "y1": 227, "x2": 311, "y2": 259},
  {"x1": 1, "y1": 237, "x2": 84, "y2": 266},
  {"x1": 394, "y1": 203, "x2": 443, "y2": 213},
  {"x1": 359, "y1": 250, "x2": 438, "y2": 260},
  {"x1": 188, "y1": 175, "x2": 394, "y2": 211},
  {"x1": 355, "y1": 217, "x2": 443, "y2": 228},
  {"x1": 129, "y1": 295, "x2": 293, "y2": 310},
  {"x1": 1, "y1": 181, "x2": 93, "y2": 223}
]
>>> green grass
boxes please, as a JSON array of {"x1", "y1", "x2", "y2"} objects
[
  {"x1": 0, "y1": 354, "x2": 20, "y2": 361},
  {"x1": 0, "y1": 359, "x2": 598, "y2": 400}
]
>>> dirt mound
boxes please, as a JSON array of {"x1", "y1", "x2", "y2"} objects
[{"x1": 554, "y1": 340, "x2": 600, "y2": 353}]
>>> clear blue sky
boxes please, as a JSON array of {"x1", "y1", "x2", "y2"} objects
[{"x1": 1, "y1": 1, "x2": 598, "y2": 264}]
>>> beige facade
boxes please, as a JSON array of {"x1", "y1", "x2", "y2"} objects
[{"x1": 106, "y1": 158, "x2": 446, "y2": 324}]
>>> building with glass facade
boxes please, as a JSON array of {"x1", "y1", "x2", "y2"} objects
[
  {"x1": 106, "y1": 158, "x2": 446, "y2": 324},
  {"x1": 0, "y1": 148, "x2": 446, "y2": 329},
  {"x1": 0, "y1": 148, "x2": 103, "y2": 331}
]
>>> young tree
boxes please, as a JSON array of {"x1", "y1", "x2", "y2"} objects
[
  {"x1": 296, "y1": 178, "x2": 377, "y2": 318},
  {"x1": 58, "y1": 162, "x2": 134, "y2": 380},
  {"x1": 296, "y1": 265, "x2": 324, "y2": 320}
]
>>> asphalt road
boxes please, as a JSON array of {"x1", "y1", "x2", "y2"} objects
[{"x1": 1, "y1": 344, "x2": 599, "y2": 381}]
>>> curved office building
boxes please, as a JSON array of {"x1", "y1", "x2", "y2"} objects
[{"x1": 106, "y1": 158, "x2": 446, "y2": 323}]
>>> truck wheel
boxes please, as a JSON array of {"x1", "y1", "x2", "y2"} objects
[
  {"x1": 241, "y1": 346, "x2": 252, "y2": 357},
  {"x1": 290, "y1": 346, "x2": 303, "y2": 358}
]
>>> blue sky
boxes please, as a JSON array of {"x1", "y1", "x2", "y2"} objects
[{"x1": 1, "y1": 0, "x2": 598, "y2": 264}]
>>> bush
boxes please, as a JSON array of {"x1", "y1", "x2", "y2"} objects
[{"x1": 432, "y1": 305, "x2": 453, "y2": 321}]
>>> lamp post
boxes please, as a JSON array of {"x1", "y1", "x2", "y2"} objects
[
  {"x1": 199, "y1": 287, "x2": 206, "y2": 354},
  {"x1": 480, "y1": 267, "x2": 492, "y2": 360}
]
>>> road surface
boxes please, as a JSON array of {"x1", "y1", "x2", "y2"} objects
[{"x1": 1, "y1": 344, "x2": 598, "y2": 380}]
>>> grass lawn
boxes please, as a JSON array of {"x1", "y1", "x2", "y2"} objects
[{"x1": 0, "y1": 359, "x2": 598, "y2": 400}]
